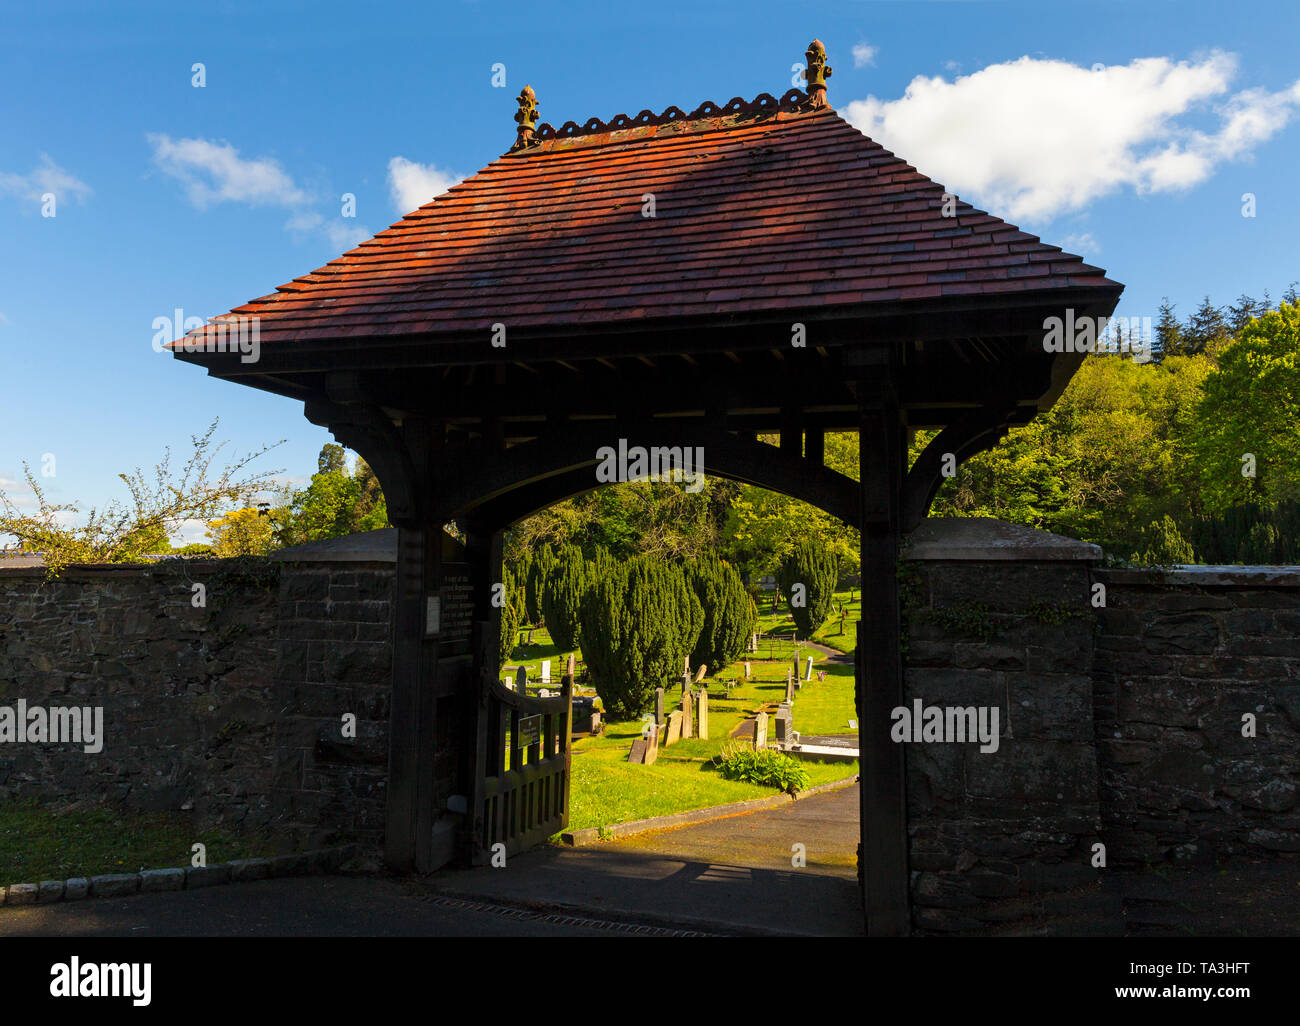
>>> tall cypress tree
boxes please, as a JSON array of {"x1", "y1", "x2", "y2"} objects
[
  {"x1": 541, "y1": 544, "x2": 589, "y2": 651},
  {"x1": 525, "y1": 545, "x2": 556, "y2": 626},
  {"x1": 778, "y1": 538, "x2": 838, "y2": 639},
  {"x1": 685, "y1": 553, "x2": 756, "y2": 674},
  {"x1": 496, "y1": 566, "x2": 524, "y2": 670},
  {"x1": 581, "y1": 555, "x2": 703, "y2": 718}
]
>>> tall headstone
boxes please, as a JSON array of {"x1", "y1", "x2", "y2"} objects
[
  {"x1": 805, "y1": 655, "x2": 814, "y2": 682},
  {"x1": 753, "y1": 711, "x2": 768, "y2": 749},
  {"x1": 541, "y1": 659, "x2": 552, "y2": 684},
  {"x1": 515, "y1": 665, "x2": 528, "y2": 693},
  {"x1": 693, "y1": 663, "x2": 707, "y2": 685},
  {"x1": 785, "y1": 674, "x2": 795, "y2": 703},
  {"x1": 697, "y1": 690, "x2": 708, "y2": 740},
  {"x1": 774, "y1": 704, "x2": 792, "y2": 745},
  {"x1": 664, "y1": 710, "x2": 683, "y2": 746},
  {"x1": 644, "y1": 721, "x2": 659, "y2": 765},
  {"x1": 681, "y1": 687, "x2": 693, "y2": 738},
  {"x1": 743, "y1": 661, "x2": 752, "y2": 680},
  {"x1": 654, "y1": 687, "x2": 665, "y2": 726}
]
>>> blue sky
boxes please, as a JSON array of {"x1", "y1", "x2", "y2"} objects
[{"x1": 2, "y1": 0, "x2": 1298, "y2": 542}]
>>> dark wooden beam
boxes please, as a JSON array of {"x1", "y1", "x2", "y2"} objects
[{"x1": 857, "y1": 354, "x2": 911, "y2": 937}]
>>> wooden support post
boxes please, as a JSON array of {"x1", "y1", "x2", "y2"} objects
[
  {"x1": 780, "y1": 407, "x2": 801, "y2": 455},
  {"x1": 805, "y1": 426, "x2": 824, "y2": 467},
  {"x1": 857, "y1": 363, "x2": 911, "y2": 937},
  {"x1": 386, "y1": 524, "x2": 434, "y2": 872}
]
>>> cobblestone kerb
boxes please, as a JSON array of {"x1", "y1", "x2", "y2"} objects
[{"x1": 0, "y1": 845, "x2": 358, "y2": 910}]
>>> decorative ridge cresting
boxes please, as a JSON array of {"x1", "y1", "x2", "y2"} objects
[
  {"x1": 508, "y1": 39, "x2": 837, "y2": 153},
  {"x1": 535, "y1": 87, "x2": 814, "y2": 143}
]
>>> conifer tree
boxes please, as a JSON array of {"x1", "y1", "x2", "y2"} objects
[
  {"x1": 580, "y1": 555, "x2": 703, "y2": 718},
  {"x1": 778, "y1": 538, "x2": 838, "y2": 639}
]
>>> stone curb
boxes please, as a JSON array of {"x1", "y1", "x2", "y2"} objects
[
  {"x1": 559, "y1": 774, "x2": 859, "y2": 846},
  {"x1": 0, "y1": 844, "x2": 359, "y2": 911}
]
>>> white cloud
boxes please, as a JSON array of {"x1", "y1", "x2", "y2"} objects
[
  {"x1": 286, "y1": 211, "x2": 372, "y2": 251},
  {"x1": 842, "y1": 53, "x2": 1300, "y2": 223},
  {"x1": 388, "y1": 156, "x2": 461, "y2": 212},
  {"x1": 0, "y1": 154, "x2": 92, "y2": 207},
  {"x1": 852, "y1": 42, "x2": 878, "y2": 69},
  {"x1": 148, "y1": 134, "x2": 309, "y2": 208},
  {"x1": 1059, "y1": 232, "x2": 1100, "y2": 255}
]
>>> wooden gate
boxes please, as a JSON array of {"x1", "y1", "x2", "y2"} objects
[{"x1": 470, "y1": 663, "x2": 573, "y2": 864}]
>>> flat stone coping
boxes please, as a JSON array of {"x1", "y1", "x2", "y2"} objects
[
  {"x1": 903, "y1": 518, "x2": 1102, "y2": 562},
  {"x1": 559, "y1": 773, "x2": 858, "y2": 846},
  {"x1": 272, "y1": 528, "x2": 397, "y2": 563},
  {"x1": 1097, "y1": 565, "x2": 1300, "y2": 587}
]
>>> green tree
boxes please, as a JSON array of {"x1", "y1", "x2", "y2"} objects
[
  {"x1": 778, "y1": 538, "x2": 838, "y2": 639},
  {"x1": 580, "y1": 555, "x2": 703, "y2": 718},
  {"x1": 1154, "y1": 297, "x2": 1182, "y2": 360},
  {"x1": 685, "y1": 553, "x2": 756, "y2": 674},
  {"x1": 541, "y1": 544, "x2": 590, "y2": 651},
  {"x1": 207, "y1": 506, "x2": 275, "y2": 556},
  {"x1": 496, "y1": 567, "x2": 524, "y2": 670},
  {"x1": 276, "y1": 445, "x2": 390, "y2": 546},
  {"x1": 1193, "y1": 301, "x2": 1300, "y2": 510}
]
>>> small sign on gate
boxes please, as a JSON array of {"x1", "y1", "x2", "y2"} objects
[{"x1": 516, "y1": 714, "x2": 542, "y2": 749}]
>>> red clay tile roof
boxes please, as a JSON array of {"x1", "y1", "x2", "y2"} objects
[{"x1": 176, "y1": 87, "x2": 1121, "y2": 351}]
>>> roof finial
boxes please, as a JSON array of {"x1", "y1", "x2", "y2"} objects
[
  {"x1": 804, "y1": 40, "x2": 833, "y2": 109},
  {"x1": 512, "y1": 85, "x2": 539, "y2": 151}
]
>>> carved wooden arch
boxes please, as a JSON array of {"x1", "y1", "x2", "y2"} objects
[
  {"x1": 436, "y1": 421, "x2": 862, "y2": 534},
  {"x1": 900, "y1": 400, "x2": 1023, "y2": 535}
]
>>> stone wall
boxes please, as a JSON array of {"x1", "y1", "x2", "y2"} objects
[
  {"x1": 902, "y1": 520, "x2": 1104, "y2": 933},
  {"x1": 1093, "y1": 566, "x2": 1300, "y2": 864},
  {"x1": 271, "y1": 558, "x2": 394, "y2": 851},
  {"x1": 0, "y1": 560, "x2": 281, "y2": 828},
  {"x1": 903, "y1": 521, "x2": 1300, "y2": 933}
]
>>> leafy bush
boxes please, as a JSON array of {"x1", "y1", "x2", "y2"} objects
[{"x1": 713, "y1": 740, "x2": 810, "y2": 794}]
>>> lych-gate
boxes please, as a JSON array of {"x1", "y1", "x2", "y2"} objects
[{"x1": 171, "y1": 40, "x2": 1121, "y2": 933}]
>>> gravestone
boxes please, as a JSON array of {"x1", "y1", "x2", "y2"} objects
[
  {"x1": 515, "y1": 666, "x2": 528, "y2": 693},
  {"x1": 664, "y1": 710, "x2": 683, "y2": 746},
  {"x1": 805, "y1": 655, "x2": 814, "y2": 682},
  {"x1": 697, "y1": 690, "x2": 708, "y2": 740},
  {"x1": 681, "y1": 672, "x2": 690, "y2": 694},
  {"x1": 753, "y1": 711, "x2": 768, "y2": 749},
  {"x1": 743, "y1": 661, "x2": 751, "y2": 680},
  {"x1": 681, "y1": 687, "x2": 693, "y2": 738},
  {"x1": 785, "y1": 674, "x2": 795, "y2": 703},
  {"x1": 643, "y1": 722, "x2": 659, "y2": 765},
  {"x1": 654, "y1": 687, "x2": 665, "y2": 726},
  {"x1": 628, "y1": 738, "x2": 647, "y2": 763},
  {"x1": 693, "y1": 663, "x2": 707, "y2": 685},
  {"x1": 774, "y1": 704, "x2": 793, "y2": 745},
  {"x1": 541, "y1": 659, "x2": 552, "y2": 684}
]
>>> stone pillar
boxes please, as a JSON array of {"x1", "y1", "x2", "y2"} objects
[{"x1": 901, "y1": 518, "x2": 1104, "y2": 934}]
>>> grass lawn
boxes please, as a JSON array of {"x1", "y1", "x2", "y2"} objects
[
  {"x1": 530, "y1": 595, "x2": 863, "y2": 836},
  {"x1": 0, "y1": 798, "x2": 281, "y2": 884}
]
